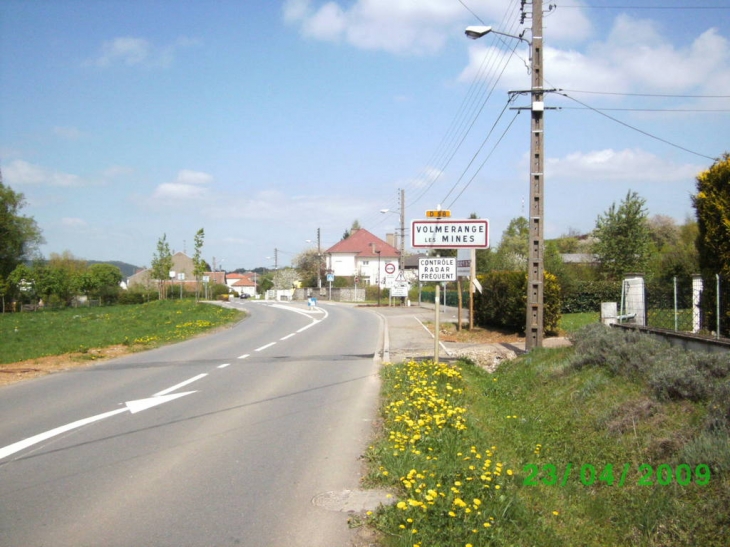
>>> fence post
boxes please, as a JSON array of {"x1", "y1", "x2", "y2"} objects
[
  {"x1": 692, "y1": 274, "x2": 703, "y2": 333},
  {"x1": 717, "y1": 274, "x2": 721, "y2": 340},
  {"x1": 623, "y1": 273, "x2": 646, "y2": 326}
]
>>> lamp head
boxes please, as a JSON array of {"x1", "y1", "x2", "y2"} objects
[{"x1": 465, "y1": 25, "x2": 492, "y2": 39}]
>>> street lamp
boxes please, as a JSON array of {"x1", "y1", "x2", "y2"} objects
[{"x1": 465, "y1": 3, "x2": 545, "y2": 350}]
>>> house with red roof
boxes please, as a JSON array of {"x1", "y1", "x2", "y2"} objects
[
  {"x1": 324, "y1": 228, "x2": 400, "y2": 288},
  {"x1": 226, "y1": 272, "x2": 258, "y2": 297}
]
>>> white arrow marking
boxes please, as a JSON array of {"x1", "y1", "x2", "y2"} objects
[{"x1": 0, "y1": 391, "x2": 197, "y2": 461}]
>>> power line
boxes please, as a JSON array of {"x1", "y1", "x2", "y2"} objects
[
  {"x1": 559, "y1": 88, "x2": 730, "y2": 99},
  {"x1": 446, "y1": 110, "x2": 522, "y2": 209},
  {"x1": 560, "y1": 5, "x2": 730, "y2": 9},
  {"x1": 558, "y1": 91, "x2": 720, "y2": 161},
  {"x1": 561, "y1": 106, "x2": 730, "y2": 112},
  {"x1": 441, "y1": 96, "x2": 517, "y2": 204}
]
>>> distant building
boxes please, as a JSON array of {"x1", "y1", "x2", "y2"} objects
[
  {"x1": 126, "y1": 252, "x2": 226, "y2": 291},
  {"x1": 226, "y1": 272, "x2": 258, "y2": 297},
  {"x1": 324, "y1": 228, "x2": 400, "y2": 288}
]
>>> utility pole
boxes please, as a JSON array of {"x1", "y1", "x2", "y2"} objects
[
  {"x1": 525, "y1": 0, "x2": 545, "y2": 351},
  {"x1": 399, "y1": 188, "x2": 405, "y2": 260},
  {"x1": 317, "y1": 228, "x2": 322, "y2": 290}
]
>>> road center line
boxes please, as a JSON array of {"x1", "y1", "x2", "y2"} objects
[
  {"x1": 280, "y1": 333, "x2": 296, "y2": 341},
  {"x1": 154, "y1": 373, "x2": 208, "y2": 397},
  {"x1": 238, "y1": 353, "x2": 250, "y2": 360},
  {"x1": 255, "y1": 342, "x2": 276, "y2": 352},
  {"x1": 217, "y1": 363, "x2": 230, "y2": 369}
]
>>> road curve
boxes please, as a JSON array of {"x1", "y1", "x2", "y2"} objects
[{"x1": 0, "y1": 301, "x2": 383, "y2": 547}]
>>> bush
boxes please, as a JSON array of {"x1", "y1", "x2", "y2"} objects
[
  {"x1": 561, "y1": 279, "x2": 622, "y2": 314},
  {"x1": 473, "y1": 271, "x2": 561, "y2": 335},
  {"x1": 648, "y1": 348, "x2": 711, "y2": 402},
  {"x1": 118, "y1": 289, "x2": 158, "y2": 305},
  {"x1": 705, "y1": 379, "x2": 730, "y2": 433},
  {"x1": 569, "y1": 323, "x2": 668, "y2": 377}
]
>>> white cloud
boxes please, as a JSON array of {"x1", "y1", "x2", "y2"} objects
[
  {"x1": 151, "y1": 170, "x2": 213, "y2": 201},
  {"x1": 4, "y1": 160, "x2": 85, "y2": 187},
  {"x1": 284, "y1": 0, "x2": 464, "y2": 55},
  {"x1": 459, "y1": 14, "x2": 730, "y2": 97},
  {"x1": 88, "y1": 36, "x2": 200, "y2": 68},
  {"x1": 283, "y1": 0, "x2": 593, "y2": 55},
  {"x1": 546, "y1": 148, "x2": 702, "y2": 183}
]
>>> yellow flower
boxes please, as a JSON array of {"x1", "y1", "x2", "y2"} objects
[
  {"x1": 553, "y1": 510, "x2": 560, "y2": 516},
  {"x1": 507, "y1": 469, "x2": 513, "y2": 476},
  {"x1": 397, "y1": 501, "x2": 407, "y2": 510}
]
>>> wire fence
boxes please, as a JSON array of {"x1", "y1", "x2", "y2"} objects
[{"x1": 644, "y1": 275, "x2": 729, "y2": 340}]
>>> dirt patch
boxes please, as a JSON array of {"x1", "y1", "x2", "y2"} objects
[
  {"x1": 425, "y1": 321, "x2": 523, "y2": 344},
  {"x1": 0, "y1": 345, "x2": 136, "y2": 387}
]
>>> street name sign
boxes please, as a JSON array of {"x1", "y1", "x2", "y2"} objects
[
  {"x1": 418, "y1": 257, "x2": 456, "y2": 282},
  {"x1": 411, "y1": 219, "x2": 489, "y2": 249}
]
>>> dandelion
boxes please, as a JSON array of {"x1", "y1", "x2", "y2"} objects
[{"x1": 552, "y1": 510, "x2": 560, "y2": 516}]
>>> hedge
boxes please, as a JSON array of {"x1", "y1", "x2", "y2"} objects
[{"x1": 473, "y1": 271, "x2": 561, "y2": 335}]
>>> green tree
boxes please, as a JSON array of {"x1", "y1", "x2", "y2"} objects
[
  {"x1": 692, "y1": 154, "x2": 730, "y2": 334},
  {"x1": 494, "y1": 217, "x2": 529, "y2": 270},
  {"x1": 150, "y1": 234, "x2": 173, "y2": 300},
  {"x1": 87, "y1": 263, "x2": 123, "y2": 303},
  {"x1": 293, "y1": 248, "x2": 322, "y2": 287},
  {"x1": 192, "y1": 228, "x2": 206, "y2": 301},
  {"x1": 342, "y1": 219, "x2": 361, "y2": 240},
  {"x1": 693, "y1": 153, "x2": 730, "y2": 278},
  {"x1": 592, "y1": 190, "x2": 651, "y2": 280},
  {"x1": 0, "y1": 175, "x2": 44, "y2": 278}
]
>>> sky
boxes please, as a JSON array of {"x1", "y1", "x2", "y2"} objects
[{"x1": 1, "y1": 0, "x2": 728, "y2": 272}]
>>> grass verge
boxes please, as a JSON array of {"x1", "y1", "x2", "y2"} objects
[
  {"x1": 363, "y1": 326, "x2": 730, "y2": 546},
  {"x1": 0, "y1": 300, "x2": 244, "y2": 364}
]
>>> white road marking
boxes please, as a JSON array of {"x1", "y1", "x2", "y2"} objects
[
  {"x1": 238, "y1": 353, "x2": 250, "y2": 360},
  {"x1": 280, "y1": 333, "x2": 296, "y2": 341},
  {"x1": 154, "y1": 373, "x2": 208, "y2": 397},
  {"x1": 0, "y1": 391, "x2": 197, "y2": 461},
  {"x1": 255, "y1": 342, "x2": 276, "y2": 352},
  {"x1": 125, "y1": 391, "x2": 197, "y2": 414},
  {"x1": 217, "y1": 363, "x2": 230, "y2": 369}
]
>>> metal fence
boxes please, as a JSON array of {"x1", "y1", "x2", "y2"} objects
[{"x1": 644, "y1": 275, "x2": 729, "y2": 339}]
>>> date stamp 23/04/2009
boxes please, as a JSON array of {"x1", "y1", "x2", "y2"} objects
[{"x1": 523, "y1": 463, "x2": 711, "y2": 487}]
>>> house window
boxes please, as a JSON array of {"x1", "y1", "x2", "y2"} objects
[{"x1": 362, "y1": 260, "x2": 369, "y2": 266}]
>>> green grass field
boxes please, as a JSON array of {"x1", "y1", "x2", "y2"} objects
[
  {"x1": 0, "y1": 300, "x2": 244, "y2": 364},
  {"x1": 364, "y1": 332, "x2": 730, "y2": 546}
]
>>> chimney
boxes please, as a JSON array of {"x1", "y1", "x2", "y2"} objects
[{"x1": 386, "y1": 233, "x2": 396, "y2": 247}]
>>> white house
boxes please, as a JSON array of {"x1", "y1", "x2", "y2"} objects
[{"x1": 324, "y1": 228, "x2": 400, "y2": 288}]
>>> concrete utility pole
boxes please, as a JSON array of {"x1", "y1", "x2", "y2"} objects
[
  {"x1": 317, "y1": 228, "x2": 322, "y2": 290},
  {"x1": 399, "y1": 188, "x2": 405, "y2": 261},
  {"x1": 525, "y1": 0, "x2": 545, "y2": 351}
]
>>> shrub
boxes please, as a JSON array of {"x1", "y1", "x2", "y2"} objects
[
  {"x1": 561, "y1": 279, "x2": 622, "y2": 314},
  {"x1": 705, "y1": 379, "x2": 730, "y2": 433},
  {"x1": 568, "y1": 323, "x2": 668, "y2": 377},
  {"x1": 473, "y1": 271, "x2": 561, "y2": 335},
  {"x1": 648, "y1": 348, "x2": 711, "y2": 402},
  {"x1": 118, "y1": 289, "x2": 158, "y2": 305}
]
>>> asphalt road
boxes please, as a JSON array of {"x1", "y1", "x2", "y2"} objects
[{"x1": 0, "y1": 301, "x2": 383, "y2": 547}]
